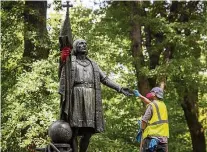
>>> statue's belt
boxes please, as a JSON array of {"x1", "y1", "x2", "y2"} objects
[{"x1": 74, "y1": 82, "x2": 94, "y2": 88}]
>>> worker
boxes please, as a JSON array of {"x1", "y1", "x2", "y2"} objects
[{"x1": 134, "y1": 87, "x2": 169, "y2": 152}]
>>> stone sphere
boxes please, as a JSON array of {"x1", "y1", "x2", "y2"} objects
[{"x1": 48, "y1": 120, "x2": 72, "y2": 143}]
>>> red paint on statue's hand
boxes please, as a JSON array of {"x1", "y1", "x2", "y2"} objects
[{"x1": 61, "y1": 47, "x2": 71, "y2": 62}]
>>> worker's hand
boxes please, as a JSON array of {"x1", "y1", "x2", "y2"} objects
[
  {"x1": 134, "y1": 90, "x2": 141, "y2": 97},
  {"x1": 61, "y1": 47, "x2": 71, "y2": 62},
  {"x1": 120, "y1": 88, "x2": 134, "y2": 96}
]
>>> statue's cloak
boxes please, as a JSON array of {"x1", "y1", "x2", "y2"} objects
[{"x1": 59, "y1": 55, "x2": 104, "y2": 133}]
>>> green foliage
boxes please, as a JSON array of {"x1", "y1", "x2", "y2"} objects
[
  {"x1": 1, "y1": 1, "x2": 207, "y2": 152},
  {"x1": 1, "y1": 55, "x2": 59, "y2": 151},
  {"x1": 1, "y1": 1, "x2": 24, "y2": 100}
]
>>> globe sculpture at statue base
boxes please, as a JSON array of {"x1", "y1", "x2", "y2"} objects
[{"x1": 36, "y1": 120, "x2": 72, "y2": 152}]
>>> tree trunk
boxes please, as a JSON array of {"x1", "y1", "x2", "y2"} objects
[
  {"x1": 170, "y1": 2, "x2": 206, "y2": 151},
  {"x1": 143, "y1": 7, "x2": 164, "y2": 90},
  {"x1": 129, "y1": 2, "x2": 151, "y2": 96},
  {"x1": 181, "y1": 89, "x2": 206, "y2": 152},
  {"x1": 144, "y1": 26, "x2": 157, "y2": 89},
  {"x1": 23, "y1": 1, "x2": 49, "y2": 64}
]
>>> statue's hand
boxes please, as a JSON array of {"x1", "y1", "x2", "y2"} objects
[{"x1": 120, "y1": 87, "x2": 134, "y2": 96}]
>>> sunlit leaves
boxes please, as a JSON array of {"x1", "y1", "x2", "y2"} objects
[{"x1": 1, "y1": 1, "x2": 207, "y2": 152}]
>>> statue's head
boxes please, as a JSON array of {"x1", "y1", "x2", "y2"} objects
[{"x1": 72, "y1": 39, "x2": 87, "y2": 55}]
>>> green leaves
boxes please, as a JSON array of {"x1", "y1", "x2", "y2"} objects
[{"x1": 1, "y1": 1, "x2": 207, "y2": 152}]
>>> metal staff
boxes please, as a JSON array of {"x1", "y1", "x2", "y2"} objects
[{"x1": 59, "y1": 1, "x2": 73, "y2": 121}]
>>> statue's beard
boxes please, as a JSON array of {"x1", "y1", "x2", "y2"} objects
[
  {"x1": 77, "y1": 50, "x2": 88, "y2": 55},
  {"x1": 76, "y1": 49, "x2": 88, "y2": 55}
]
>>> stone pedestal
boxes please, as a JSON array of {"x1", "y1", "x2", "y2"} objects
[
  {"x1": 36, "y1": 120, "x2": 73, "y2": 152},
  {"x1": 49, "y1": 143, "x2": 72, "y2": 152}
]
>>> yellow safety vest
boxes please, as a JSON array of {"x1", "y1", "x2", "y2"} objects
[{"x1": 142, "y1": 100, "x2": 169, "y2": 139}]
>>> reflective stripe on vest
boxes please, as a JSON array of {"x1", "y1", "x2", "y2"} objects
[
  {"x1": 149, "y1": 102, "x2": 168, "y2": 126},
  {"x1": 142, "y1": 100, "x2": 169, "y2": 139}
]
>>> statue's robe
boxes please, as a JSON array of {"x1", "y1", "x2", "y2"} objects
[{"x1": 59, "y1": 55, "x2": 121, "y2": 133}]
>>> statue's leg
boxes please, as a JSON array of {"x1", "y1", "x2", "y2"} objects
[
  {"x1": 71, "y1": 128, "x2": 79, "y2": 152},
  {"x1": 79, "y1": 133, "x2": 92, "y2": 152},
  {"x1": 71, "y1": 137, "x2": 78, "y2": 152}
]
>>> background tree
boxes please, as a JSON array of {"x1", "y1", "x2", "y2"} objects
[
  {"x1": 93, "y1": 1, "x2": 207, "y2": 151},
  {"x1": 23, "y1": 1, "x2": 49, "y2": 69},
  {"x1": 2, "y1": 1, "x2": 52, "y2": 151},
  {"x1": 1, "y1": 1, "x2": 207, "y2": 152}
]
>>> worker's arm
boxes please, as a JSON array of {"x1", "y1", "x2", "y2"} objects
[
  {"x1": 139, "y1": 95, "x2": 151, "y2": 104},
  {"x1": 141, "y1": 104, "x2": 153, "y2": 131},
  {"x1": 134, "y1": 90, "x2": 151, "y2": 104}
]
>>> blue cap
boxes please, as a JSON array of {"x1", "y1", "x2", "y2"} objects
[{"x1": 150, "y1": 87, "x2": 164, "y2": 99}]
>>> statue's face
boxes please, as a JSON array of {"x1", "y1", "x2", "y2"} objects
[{"x1": 76, "y1": 41, "x2": 87, "y2": 54}]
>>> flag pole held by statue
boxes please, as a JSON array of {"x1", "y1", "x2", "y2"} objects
[{"x1": 35, "y1": 1, "x2": 74, "y2": 152}]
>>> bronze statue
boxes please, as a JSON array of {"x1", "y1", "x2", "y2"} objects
[
  {"x1": 56, "y1": 1, "x2": 133, "y2": 151},
  {"x1": 35, "y1": 2, "x2": 132, "y2": 152},
  {"x1": 59, "y1": 39, "x2": 133, "y2": 152}
]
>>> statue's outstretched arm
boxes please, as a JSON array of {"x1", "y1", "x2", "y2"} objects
[
  {"x1": 99, "y1": 69, "x2": 122, "y2": 92},
  {"x1": 99, "y1": 68, "x2": 133, "y2": 96}
]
